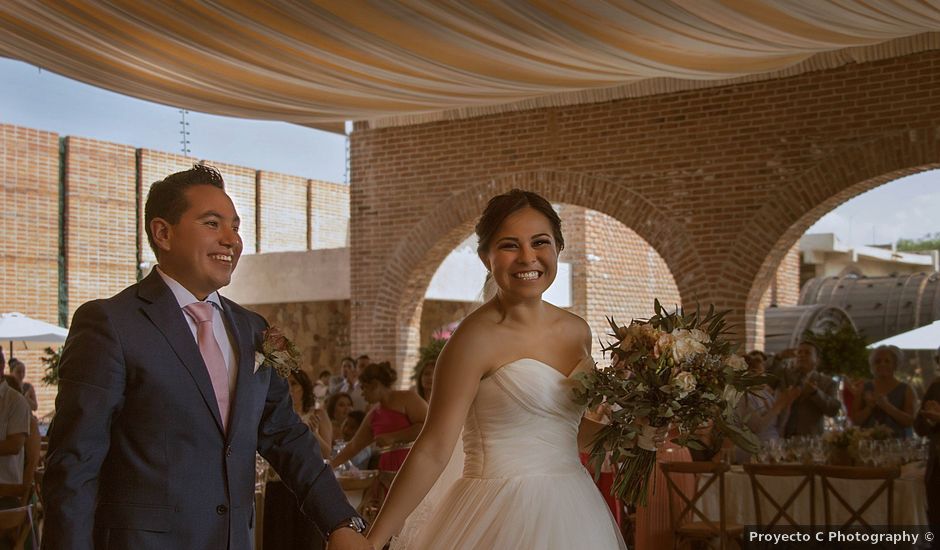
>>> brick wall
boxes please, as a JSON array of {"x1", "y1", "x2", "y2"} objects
[
  {"x1": 258, "y1": 171, "x2": 306, "y2": 252},
  {"x1": 0, "y1": 126, "x2": 60, "y2": 415},
  {"x1": 311, "y1": 180, "x2": 349, "y2": 249},
  {"x1": 584, "y1": 209, "x2": 681, "y2": 364},
  {"x1": 348, "y1": 48, "x2": 940, "y2": 370},
  {"x1": 64, "y1": 137, "x2": 138, "y2": 320}
]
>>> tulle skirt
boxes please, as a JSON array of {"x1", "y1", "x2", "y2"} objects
[{"x1": 399, "y1": 469, "x2": 627, "y2": 550}]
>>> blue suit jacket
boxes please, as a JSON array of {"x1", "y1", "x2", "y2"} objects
[{"x1": 42, "y1": 271, "x2": 356, "y2": 549}]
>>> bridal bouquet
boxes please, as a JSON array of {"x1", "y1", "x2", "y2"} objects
[{"x1": 574, "y1": 300, "x2": 764, "y2": 506}]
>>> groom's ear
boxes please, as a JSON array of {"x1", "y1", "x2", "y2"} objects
[{"x1": 150, "y1": 217, "x2": 173, "y2": 253}]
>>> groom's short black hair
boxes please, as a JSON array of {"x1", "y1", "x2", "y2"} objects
[{"x1": 144, "y1": 164, "x2": 226, "y2": 256}]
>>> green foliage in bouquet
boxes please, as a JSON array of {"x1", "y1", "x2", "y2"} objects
[
  {"x1": 573, "y1": 300, "x2": 767, "y2": 506},
  {"x1": 802, "y1": 324, "x2": 869, "y2": 379},
  {"x1": 40, "y1": 346, "x2": 62, "y2": 386}
]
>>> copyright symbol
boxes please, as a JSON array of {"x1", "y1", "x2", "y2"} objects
[{"x1": 926, "y1": 532, "x2": 934, "y2": 542}]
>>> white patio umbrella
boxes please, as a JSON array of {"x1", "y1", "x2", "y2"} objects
[
  {"x1": 868, "y1": 320, "x2": 940, "y2": 351},
  {"x1": 0, "y1": 312, "x2": 69, "y2": 358}
]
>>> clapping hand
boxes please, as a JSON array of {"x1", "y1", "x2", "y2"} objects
[
  {"x1": 873, "y1": 393, "x2": 890, "y2": 410},
  {"x1": 921, "y1": 400, "x2": 940, "y2": 423},
  {"x1": 846, "y1": 379, "x2": 865, "y2": 397}
]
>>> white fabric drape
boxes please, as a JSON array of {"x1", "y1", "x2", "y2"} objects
[{"x1": 2, "y1": 1, "x2": 940, "y2": 131}]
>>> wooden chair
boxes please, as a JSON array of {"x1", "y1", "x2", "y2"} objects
[
  {"x1": 815, "y1": 465, "x2": 899, "y2": 530},
  {"x1": 660, "y1": 461, "x2": 743, "y2": 550},
  {"x1": 743, "y1": 464, "x2": 815, "y2": 528},
  {"x1": 0, "y1": 504, "x2": 36, "y2": 550}
]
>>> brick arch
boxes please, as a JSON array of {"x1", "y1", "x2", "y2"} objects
[
  {"x1": 731, "y1": 126, "x2": 940, "y2": 348},
  {"x1": 366, "y1": 171, "x2": 705, "y2": 373}
]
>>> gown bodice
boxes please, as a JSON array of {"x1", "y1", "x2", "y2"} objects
[{"x1": 463, "y1": 357, "x2": 590, "y2": 478}]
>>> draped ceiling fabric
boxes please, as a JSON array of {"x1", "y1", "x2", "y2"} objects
[{"x1": 3, "y1": 2, "x2": 940, "y2": 133}]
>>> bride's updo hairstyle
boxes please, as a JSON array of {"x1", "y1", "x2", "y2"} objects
[{"x1": 475, "y1": 189, "x2": 564, "y2": 257}]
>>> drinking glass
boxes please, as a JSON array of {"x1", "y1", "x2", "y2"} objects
[
  {"x1": 810, "y1": 439, "x2": 827, "y2": 464},
  {"x1": 857, "y1": 440, "x2": 873, "y2": 467}
]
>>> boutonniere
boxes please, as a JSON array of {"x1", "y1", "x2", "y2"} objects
[{"x1": 255, "y1": 326, "x2": 301, "y2": 378}]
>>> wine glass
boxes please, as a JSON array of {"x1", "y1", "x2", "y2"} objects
[
  {"x1": 810, "y1": 438, "x2": 828, "y2": 465},
  {"x1": 857, "y1": 440, "x2": 873, "y2": 467},
  {"x1": 769, "y1": 439, "x2": 784, "y2": 463}
]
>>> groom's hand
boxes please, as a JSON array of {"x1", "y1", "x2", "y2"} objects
[{"x1": 326, "y1": 527, "x2": 372, "y2": 549}]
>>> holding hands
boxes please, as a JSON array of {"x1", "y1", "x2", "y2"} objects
[{"x1": 327, "y1": 528, "x2": 373, "y2": 550}]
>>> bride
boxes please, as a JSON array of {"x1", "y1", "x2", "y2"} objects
[{"x1": 366, "y1": 189, "x2": 627, "y2": 549}]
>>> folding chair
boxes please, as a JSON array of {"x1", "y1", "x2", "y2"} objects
[
  {"x1": 660, "y1": 461, "x2": 743, "y2": 550},
  {"x1": 816, "y1": 465, "x2": 899, "y2": 530},
  {"x1": 743, "y1": 464, "x2": 815, "y2": 528}
]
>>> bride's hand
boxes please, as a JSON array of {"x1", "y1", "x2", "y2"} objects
[
  {"x1": 634, "y1": 418, "x2": 668, "y2": 451},
  {"x1": 366, "y1": 531, "x2": 386, "y2": 550}
]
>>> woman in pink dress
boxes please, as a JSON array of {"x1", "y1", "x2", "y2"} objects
[{"x1": 330, "y1": 361, "x2": 428, "y2": 472}]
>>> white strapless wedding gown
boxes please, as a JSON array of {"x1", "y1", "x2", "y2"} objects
[{"x1": 392, "y1": 357, "x2": 627, "y2": 550}]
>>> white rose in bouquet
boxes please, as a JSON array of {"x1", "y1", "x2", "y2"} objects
[
  {"x1": 670, "y1": 329, "x2": 706, "y2": 363},
  {"x1": 672, "y1": 371, "x2": 697, "y2": 398},
  {"x1": 689, "y1": 328, "x2": 711, "y2": 344},
  {"x1": 725, "y1": 354, "x2": 748, "y2": 372}
]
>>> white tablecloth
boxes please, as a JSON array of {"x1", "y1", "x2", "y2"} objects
[{"x1": 700, "y1": 464, "x2": 927, "y2": 526}]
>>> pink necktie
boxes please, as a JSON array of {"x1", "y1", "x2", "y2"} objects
[{"x1": 184, "y1": 302, "x2": 230, "y2": 431}]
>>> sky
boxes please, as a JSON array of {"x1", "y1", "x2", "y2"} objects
[
  {"x1": 1, "y1": 57, "x2": 937, "y2": 247},
  {"x1": 0, "y1": 58, "x2": 347, "y2": 182}
]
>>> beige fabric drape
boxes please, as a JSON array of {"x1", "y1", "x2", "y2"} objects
[{"x1": 2, "y1": 1, "x2": 940, "y2": 132}]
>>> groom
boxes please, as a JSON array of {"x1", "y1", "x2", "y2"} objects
[{"x1": 42, "y1": 165, "x2": 369, "y2": 549}]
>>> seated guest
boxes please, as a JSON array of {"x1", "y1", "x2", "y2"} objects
[
  {"x1": 330, "y1": 356, "x2": 367, "y2": 410},
  {"x1": 734, "y1": 351, "x2": 800, "y2": 463},
  {"x1": 330, "y1": 362, "x2": 427, "y2": 472},
  {"x1": 326, "y1": 392, "x2": 355, "y2": 444},
  {"x1": 848, "y1": 345, "x2": 916, "y2": 437},
  {"x1": 340, "y1": 410, "x2": 372, "y2": 470},
  {"x1": 914, "y1": 370, "x2": 940, "y2": 539},
  {"x1": 0, "y1": 350, "x2": 30, "y2": 510},
  {"x1": 3, "y1": 375, "x2": 41, "y2": 508},
  {"x1": 412, "y1": 358, "x2": 435, "y2": 402},
  {"x1": 780, "y1": 341, "x2": 841, "y2": 437},
  {"x1": 263, "y1": 369, "x2": 334, "y2": 550},
  {"x1": 8, "y1": 359, "x2": 37, "y2": 412},
  {"x1": 289, "y1": 370, "x2": 332, "y2": 456},
  {"x1": 314, "y1": 369, "x2": 331, "y2": 401}
]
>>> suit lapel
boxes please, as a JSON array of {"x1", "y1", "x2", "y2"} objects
[
  {"x1": 220, "y1": 296, "x2": 257, "y2": 443},
  {"x1": 138, "y1": 271, "x2": 226, "y2": 435}
]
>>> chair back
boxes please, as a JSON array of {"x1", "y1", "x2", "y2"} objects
[
  {"x1": 0, "y1": 504, "x2": 36, "y2": 550},
  {"x1": 816, "y1": 465, "x2": 899, "y2": 530},
  {"x1": 743, "y1": 463, "x2": 815, "y2": 528},
  {"x1": 660, "y1": 461, "x2": 731, "y2": 549}
]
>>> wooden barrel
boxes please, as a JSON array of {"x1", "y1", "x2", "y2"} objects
[
  {"x1": 764, "y1": 305, "x2": 856, "y2": 354},
  {"x1": 799, "y1": 272, "x2": 940, "y2": 342}
]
